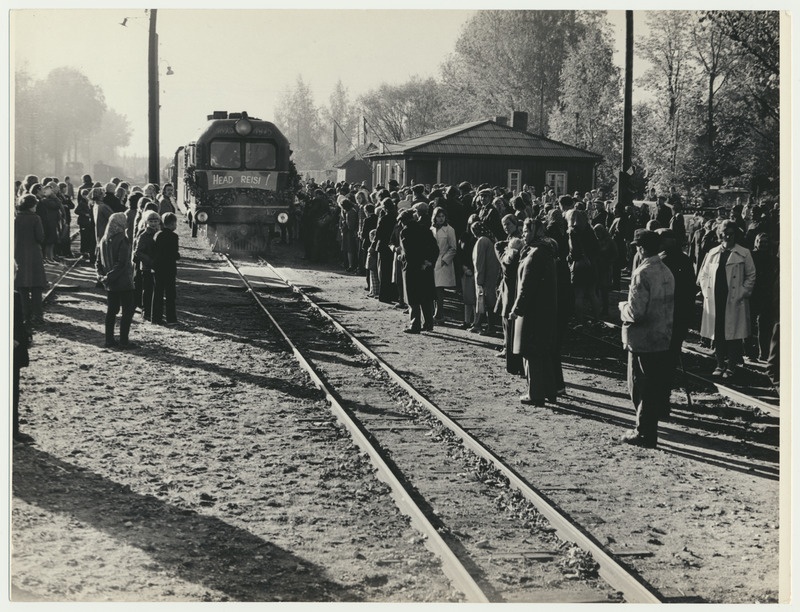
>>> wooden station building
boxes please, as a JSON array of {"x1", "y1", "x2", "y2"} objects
[{"x1": 364, "y1": 111, "x2": 602, "y2": 196}]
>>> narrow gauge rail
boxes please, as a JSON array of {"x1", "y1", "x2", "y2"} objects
[
  {"x1": 581, "y1": 319, "x2": 778, "y2": 417},
  {"x1": 224, "y1": 254, "x2": 661, "y2": 603},
  {"x1": 221, "y1": 255, "x2": 490, "y2": 604},
  {"x1": 42, "y1": 232, "x2": 83, "y2": 302}
]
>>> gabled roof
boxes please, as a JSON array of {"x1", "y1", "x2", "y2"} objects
[
  {"x1": 332, "y1": 143, "x2": 378, "y2": 168},
  {"x1": 364, "y1": 119, "x2": 602, "y2": 160}
]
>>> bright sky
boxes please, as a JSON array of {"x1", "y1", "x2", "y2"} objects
[
  {"x1": 11, "y1": 8, "x2": 478, "y2": 156},
  {"x1": 9, "y1": 5, "x2": 648, "y2": 158}
]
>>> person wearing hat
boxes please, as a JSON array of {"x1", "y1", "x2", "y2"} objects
[
  {"x1": 477, "y1": 189, "x2": 504, "y2": 241},
  {"x1": 398, "y1": 208, "x2": 438, "y2": 333},
  {"x1": 618, "y1": 228, "x2": 675, "y2": 448}
]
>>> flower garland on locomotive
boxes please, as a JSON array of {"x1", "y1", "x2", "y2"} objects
[{"x1": 174, "y1": 111, "x2": 297, "y2": 253}]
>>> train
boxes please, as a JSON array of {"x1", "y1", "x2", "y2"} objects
[{"x1": 171, "y1": 111, "x2": 298, "y2": 253}]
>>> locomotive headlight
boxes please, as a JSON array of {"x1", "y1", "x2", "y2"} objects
[
  {"x1": 277, "y1": 212, "x2": 289, "y2": 224},
  {"x1": 196, "y1": 211, "x2": 209, "y2": 223},
  {"x1": 235, "y1": 118, "x2": 253, "y2": 137},
  {"x1": 237, "y1": 224, "x2": 250, "y2": 236}
]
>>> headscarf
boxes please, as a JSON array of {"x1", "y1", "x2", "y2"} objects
[{"x1": 102, "y1": 212, "x2": 128, "y2": 242}]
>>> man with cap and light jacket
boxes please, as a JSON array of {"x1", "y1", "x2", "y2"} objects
[{"x1": 618, "y1": 229, "x2": 675, "y2": 448}]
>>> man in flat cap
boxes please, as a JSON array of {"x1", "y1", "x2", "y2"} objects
[{"x1": 618, "y1": 229, "x2": 674, "y2": 448}]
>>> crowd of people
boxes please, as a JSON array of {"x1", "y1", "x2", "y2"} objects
[
  {"x1": 13, "y1": 170, "x2": 780, "y2": 448},
  {"x1": 13, "y1": 174, "x2": 181, "y2": 442},
  {"x1": 293, "y1": 178, "x2": 780, "y2": 448}
]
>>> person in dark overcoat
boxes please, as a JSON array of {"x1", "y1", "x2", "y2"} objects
[
  {"x1": 33, "y1": 183, "x2": 63, "y2": 262},
  {"x1": 509, "y1": 218, "x2": 559, "y2": 406},
  {"x1": 495, "y1": 236, "x2": 525, "y2": 375},
  {"x1": 374, "y1": 198, "x2": 399, "y2": 303},
  {"x1": 398, "y1": 209, "x2": 439, "y2": 333},
  {"x1": 14, "y1": 194, "x2": 48, "y2": 326}
]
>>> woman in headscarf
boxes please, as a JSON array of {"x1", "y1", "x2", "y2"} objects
[
  {"x1": 14, "y1": 194, "x2": 48, "y2": 326},
  {"x1": 96, "y1": 212, "x2": 136, "y2": 349}
]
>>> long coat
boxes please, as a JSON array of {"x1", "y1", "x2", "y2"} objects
[
  {"x1": 495, "y1": 240, "x2": 521, "y2": 318},
  {"x1": 473, "y1": 235, "x2": 501, "y2": 311},
  {"x1": 399, "y1": 221, "x2": 438, "y2": 305},
  {"x1": 14, "y1": 210, "x2": 47, "y2": 288},
  {"x1": 698, "y1": 243, "x2": 756, "y2": 340},
  {"x1": 36, "y1": 194, "x2": 63, "y2": 245},
  {"x1": 432, "y1": 224, "x2": 457, "y2": 288},
  {"x1": 511, "y1": 242, "x2": 558, "y2": 359}
]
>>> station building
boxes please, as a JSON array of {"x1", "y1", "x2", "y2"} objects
[{"x1": 364, "y1": 111, "x2": 602, "y2": 195}]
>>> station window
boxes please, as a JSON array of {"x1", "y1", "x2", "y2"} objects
[
  {"x1": 508, "y1": 169, "x2": 521, "y2": 194},
  {"x1": 245, "y1": 142, "x2": 277, "y2": 170},
  {"x1": 376, "y1": 163, "x2": 382, "y2": 186},
  {"x1": 545, "y1": 171, "x2": 567, "y2": 197},
  {"x1": 209, "y1": 140, "x2": 241, "y2": 169}
]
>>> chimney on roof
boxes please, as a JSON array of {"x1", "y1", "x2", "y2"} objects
[
  {"x1": 494, "y1": 116, "x2": 508, "y2": 126},
  {"x1": 511, "y1": 111, "x2": 529, "y2": 133}
]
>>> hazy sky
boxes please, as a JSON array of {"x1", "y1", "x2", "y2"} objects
[{"x1": 10, "y1": 6, "x2": 645, "y2": 158}]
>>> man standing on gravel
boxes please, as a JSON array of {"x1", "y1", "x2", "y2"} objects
[{"x1": 618, "y1": 229, "x2": 675, "y2": 448}]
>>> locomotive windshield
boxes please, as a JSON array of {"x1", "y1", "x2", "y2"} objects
[
  {"x1": 209, "y1": 140, "x2": 241, "y2": 169},
  {"x1": 245, "y1": 142, "x2": 277, "y2": 170}
]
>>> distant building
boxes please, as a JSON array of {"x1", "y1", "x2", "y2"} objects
[
  {"x1": 364, "y1": 111, "x2": 602, "y2": 195},
  {"x1": 332, "y1": 143, "x2": 377, "y2": 189}
]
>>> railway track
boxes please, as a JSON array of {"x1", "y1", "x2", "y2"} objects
[{"x1": 220, "y1": 254, "x2": 662, "y2": 603}]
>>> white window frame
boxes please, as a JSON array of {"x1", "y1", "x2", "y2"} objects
[
  {"x1": 507, "y1": 169, "x2": 521, "y2": 194},
  {"x1": 546, "y1": 171, "x2": 568, "y2": 197},
  {"x1": 376, "y1": 162, "x2": 382, "y2": 186}
]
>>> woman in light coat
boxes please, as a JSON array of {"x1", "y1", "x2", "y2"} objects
[
  {"x1": 698, "y1": 220, "x2": 756, "y2": 378},
  {"x1": 431, "y1": 206, "x2": 457, "y2": 322}
]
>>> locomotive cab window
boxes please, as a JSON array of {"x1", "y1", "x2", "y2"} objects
[
  {"x1": 209, "y1": 140, "x2": 241, "y2": 169},
  {"x1": 245, "y1": 142, "x2": 277, "y2": 170}
]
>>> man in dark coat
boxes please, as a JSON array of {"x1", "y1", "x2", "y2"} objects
[
  {"x1": 509, "y1": 218, "x2": 559, "y2": 406},
  {"x1": 398, "y1": 209, "x2": 439, "y2": 333},
  {"x1": 657, "y1": 228, "x2": 695, "y2": 419}
]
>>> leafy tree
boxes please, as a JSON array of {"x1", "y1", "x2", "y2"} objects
[
  {"x1": 440, "y1": 10, "x2": 586, "y2": 135},
  {"x1": 275, "y1": 74, "x2": 327, "y2": 172},
  {"x1": 324, "y1": 79, "x2": 359, "y2": 155},
  {"x1": 636, "y1": 11, "x2": 698, "y2": 189},
  {"x1": 700, "y1": 10, "x2": 779, "y2": 193},
  {"x1": 30, "y1": 67, "x2": 107, "y2": 176},
  {"x1": 357, "y1": 77, "x2": 448, "y2": 143},
  {"x1": 548, "y1": 17, "x2": 622, "y2": 190}
]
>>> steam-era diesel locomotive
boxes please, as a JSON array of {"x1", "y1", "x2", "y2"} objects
[{"x1": 171, "y1": 111, "x2": 297, "y2": 253}]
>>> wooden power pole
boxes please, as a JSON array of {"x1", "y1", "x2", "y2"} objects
[
  {"x1": 615, "y1": 10, "x2": 634, "y2": 214},
  {"x1": 148, "y1": 9, "x2": 160, "y2": 184}
]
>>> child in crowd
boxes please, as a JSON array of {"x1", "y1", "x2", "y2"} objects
[
  {"x1": 133, "y1": 210, "x2": 161, "y2": 322},
  {"x1": 151, "y1": 212, "x2": 180, "y2": 325},
  {"x1": 366, "y1": 228, "x2": 380, "y2": 298}
]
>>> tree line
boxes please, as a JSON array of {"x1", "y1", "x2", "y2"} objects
[
  {"x1": 278, "y1": 9, "x2": 779, "y2": 199},
  {"x1": 15, "y1": 66, "x2": 132, "y2": 180}
]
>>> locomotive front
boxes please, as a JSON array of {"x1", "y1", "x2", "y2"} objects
[{"x1": 181, "y1": 111, "x2": 294, "y2": 253}]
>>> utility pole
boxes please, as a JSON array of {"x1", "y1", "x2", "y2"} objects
[
  {"x1": 615, "y1": 10, "x2": 634, "y2": 214},
  {"x1": 148, "y1": 8, "x2": 160, "y2": 184}
]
